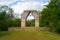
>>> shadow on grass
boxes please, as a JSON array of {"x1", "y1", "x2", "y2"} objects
[{"x1": 0, "y1": 31, "x2": 10, "y2": 37}]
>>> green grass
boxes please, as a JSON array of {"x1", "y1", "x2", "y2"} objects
[{"x1": 0, "y1": 30, "x2": 60, "y2": 40}]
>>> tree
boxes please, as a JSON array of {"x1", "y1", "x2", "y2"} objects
[
  {"x1": 0, "y1": 5, "x2": 14, "y2": 31},
  {"x1": 26, "y1": 19, "x2": 35, "y2": 26},
  {"x1": 40, "y1": 0, "x2": 60, "y2": 33},
  {"x1": 11, "y1": 18, "x2": 21, "y2": 27}
]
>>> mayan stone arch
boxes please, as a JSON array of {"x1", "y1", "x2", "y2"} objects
[{"x1": 21, "y1": 10, "x2": 39, "y2": 27}]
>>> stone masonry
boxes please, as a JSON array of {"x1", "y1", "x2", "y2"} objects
[{"x1": 21, "y1": 10, "x2": 39, "y2": 27}]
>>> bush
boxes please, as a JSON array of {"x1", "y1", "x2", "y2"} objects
[
  {"x1": 55, "y1": 27, "x2": 60, "y2": 34},
  {"x1": 0, "y1": 26, "x2": 8, "y2": 31},
  {"x1": 26, "y1": 19, "x2": 35, "y2": 26},
  {"x1": 0, "y1": 20, "x2": 9, "y2": 31},
  {"x1": 54, "y1": 22, "x2": 60, "y2": 34}
]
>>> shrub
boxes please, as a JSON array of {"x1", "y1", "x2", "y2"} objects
[
  {"x1": 55, "y1": 27, "x2": 60, "y2": 34},
  {"x1": 54, "y1": 22, "x2": 60, "y2": 34},
  {"x1": 0, "y1": 26, "x2": 8, "y2": 31}
]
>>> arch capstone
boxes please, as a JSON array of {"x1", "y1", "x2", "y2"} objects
[{"x1": 21, "y1": 10, "x2": 39, "y2": 27}]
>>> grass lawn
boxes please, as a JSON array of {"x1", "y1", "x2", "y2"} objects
[{"x1": 0, "y1": 30, "x2": 60, "y2": 40}]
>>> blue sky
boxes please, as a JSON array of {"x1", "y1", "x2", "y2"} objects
[{"x1": 0, "y1": 0, "x2": 49, "y2": 19}]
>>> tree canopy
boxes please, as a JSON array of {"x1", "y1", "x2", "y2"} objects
[
  {"x1": 40, "y1": 0, "x2": 60, "y2": 33},
  {"x1": 0, "y1": 5, "x2": 14, "y2": 31}
]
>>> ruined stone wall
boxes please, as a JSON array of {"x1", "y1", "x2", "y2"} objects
[{"x1": 21, "y1": 10, "x2": 39, "y2": 27}]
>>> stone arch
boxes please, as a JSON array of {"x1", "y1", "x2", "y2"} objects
[{"x1": 21, "y1": 10, "x2": 39, "y2": 27}]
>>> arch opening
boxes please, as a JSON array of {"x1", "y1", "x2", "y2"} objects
[{"x1": 26, "y1": 13, "x2": 35, "y2": 27}]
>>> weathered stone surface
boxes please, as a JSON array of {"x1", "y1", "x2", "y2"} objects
[{"x1": 21, "y1": 10, "x2": 39, "y2": 27}]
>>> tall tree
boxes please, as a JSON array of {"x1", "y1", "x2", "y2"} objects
[
  {"x1": 0, "y1": 5, "x2": 14, "y2": 31},
  {"x1": 40, "y1": 0, "x2": 60, "y2": 31}
]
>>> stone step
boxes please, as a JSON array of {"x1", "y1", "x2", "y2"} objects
[
  {"x1": 9, "y1": 27, "x2": 40, "y2": 31},
  {"x1": 9, "y1": 27, "x2": 52, "y2": 32},
  {"x1": 21, "y1": 27, "x2": 40, "y2": 31}
]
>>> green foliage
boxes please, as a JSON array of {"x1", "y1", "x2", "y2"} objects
[
  {"x1": 0, "y1": 11, "x2": 8, "y2": 31},
  {"x1": 54, "y1": 21, "x2": 60, "y2": 33},
  {"x1": 55, "y1": 27, "x2": 60, "y2": 34},
  {"x1": 0, "y1": 5, "x2": 21, "y2": 31},
  {"x1": 40, "y1": 0, "x2": 60, "y2": 33},
  {"x1": 26, "y1": 19, "x2": 35, "y2": 26},
  {"x1": 0, "y1": 6, "x2": 14, "y2": 31},
  {"x1": 11, "y1": 18, "x2": 21, "y2": 27}
]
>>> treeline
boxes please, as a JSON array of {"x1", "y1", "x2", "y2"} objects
[
  {"x1": 40, "y1": 0, "x2": 60, "y2": 33},
  {"x1": 0, "y1": 5, "x2": 35, "y2": 31},
  {"x1": 0, "y1": 5, "x2": 21, "y2": 31},
  {"x1": 26, "y1": 19, "x2": 35, "y2": 26}
]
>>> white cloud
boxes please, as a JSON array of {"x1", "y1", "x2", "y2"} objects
[
  {"x1": 11, "y1": 2, "x2": 46, "y2": 14},
  {"x1": 0, "y1": 0, "x2": 17, "y2": 5},
  {"x1": 11, "y1": 1, "x2": 49, "y2": 19},
  {"x1": 0, "y1": 0, "x2": 49, "y2": 19},
  {"x1": 27, "y1": 16, "x2": 34, "y2": 20},
  {"x1": 0, "y1": 0, "x2": 49, "y2": 14}
]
